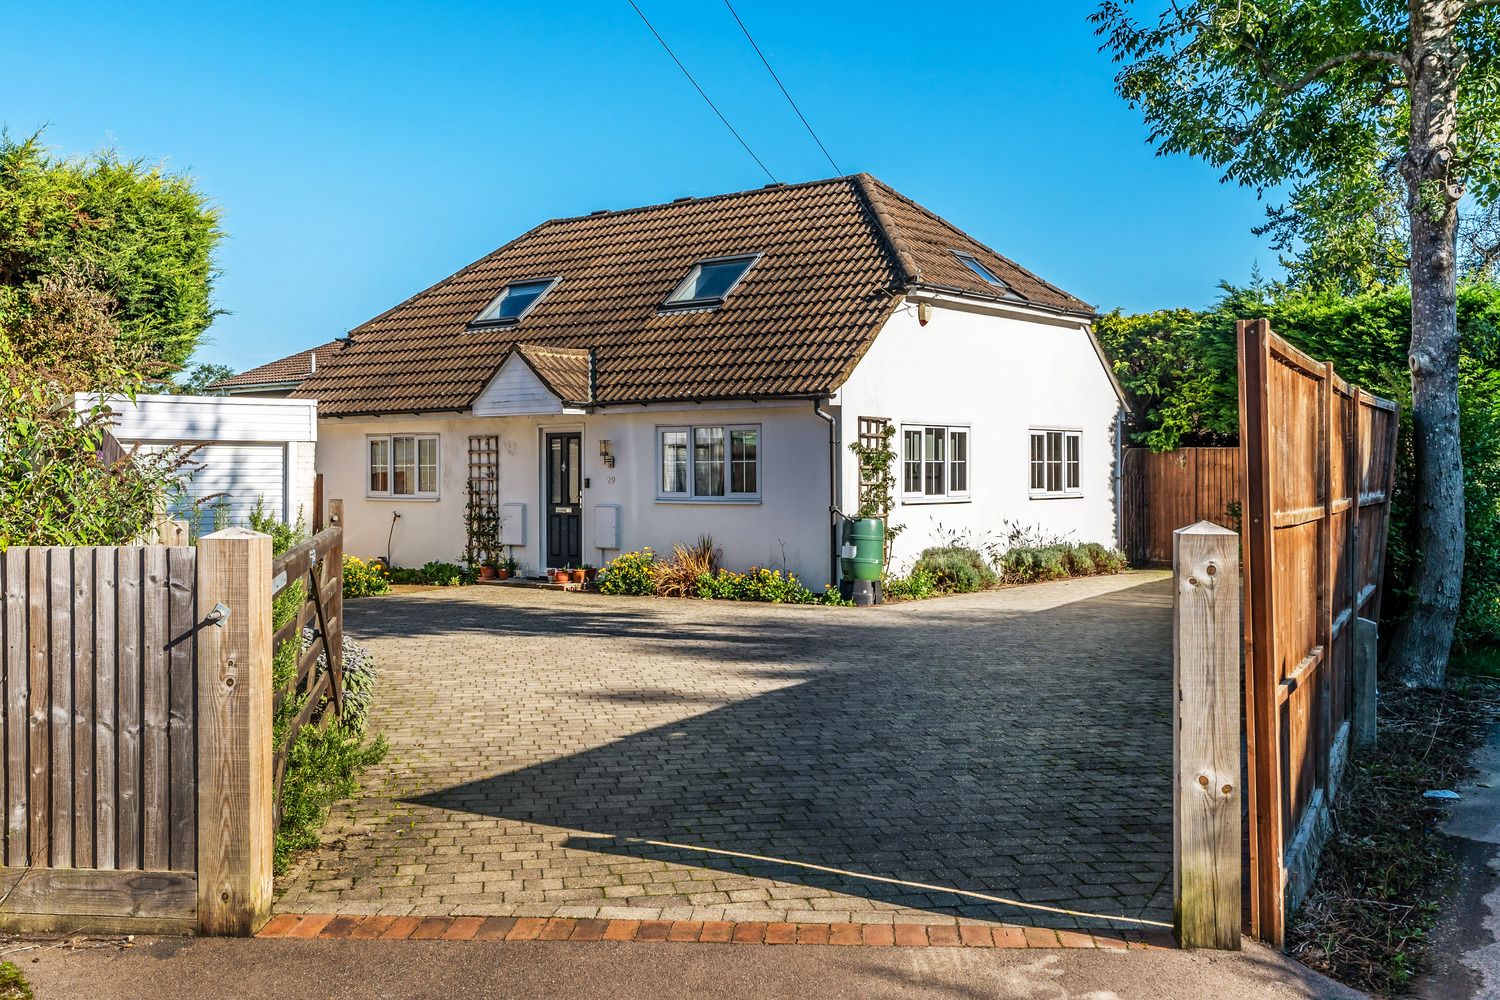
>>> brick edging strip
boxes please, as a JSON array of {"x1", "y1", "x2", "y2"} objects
[{"x1": 258, "y1": 914, "x2": 1176, "y2": 950}]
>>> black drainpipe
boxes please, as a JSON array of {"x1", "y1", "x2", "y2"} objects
[{"x1": 812, "y1": 397, "x2": 841, "y2": 587}]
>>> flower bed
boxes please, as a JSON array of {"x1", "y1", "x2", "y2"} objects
[{"x1": 598, "y1": 542, "x2": 845, "y2": 605}]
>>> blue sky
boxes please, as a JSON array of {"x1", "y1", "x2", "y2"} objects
[{"x1": 3, "y1": 1, "x2": 1280, "y2": 373}]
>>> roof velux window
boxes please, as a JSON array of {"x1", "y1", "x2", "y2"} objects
[
  {"x1": 472, "y1": 278, "x2": 558, "y2": 326},
  {"x1": 662, "y1": 254, "x2": 758, "y2": 309},
  {"x1": 951, "y1": 251, "x2": 1013, "y2": 292}
]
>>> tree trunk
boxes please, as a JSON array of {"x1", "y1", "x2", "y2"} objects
[{"x1": 1388, "y1": 1, "x2": 1466, "y2": 688}]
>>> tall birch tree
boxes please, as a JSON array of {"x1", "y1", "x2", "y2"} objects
[{"x1": 1093, "y1": 1, "x2": 1500, "y2": 686}]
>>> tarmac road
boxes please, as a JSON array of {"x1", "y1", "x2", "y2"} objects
[{"x1": 20, "y1": 935, "x2": 1368, "y2": 1000}]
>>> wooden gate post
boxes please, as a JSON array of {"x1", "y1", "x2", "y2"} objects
[
  {"x1": 195, "y1": 528, "x2": 273, "y2": 935},
  {"x1": 1173, "y1": 521, "x2": 1242, "y2": 950}
]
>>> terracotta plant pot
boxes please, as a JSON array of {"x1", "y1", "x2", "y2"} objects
[
  {"x1": 571, "y1": 569, "x2": 586, "y2": 584},
  {"x1": 496, "y1": 569, "x2": 510, "y2": 581},
  {"x1": 549, "y1": 569, "x2": 565, "y2": 584},
  {"x1": 479, "y1": 565, "x2": 497, "y2": 581}
]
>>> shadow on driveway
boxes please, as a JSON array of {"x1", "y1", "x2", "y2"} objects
[{"x1": 394, "y1": 578, "x2": 1174, "y2": 927}]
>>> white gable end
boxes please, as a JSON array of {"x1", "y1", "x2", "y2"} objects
[{"x1": 473, "y1": 354, "x2": 564, "y2": 416}]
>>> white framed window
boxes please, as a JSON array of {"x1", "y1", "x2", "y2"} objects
[
  {"x1": 368, "y1": 434, "x2": 440, "y2": 498},
  {"x1": 901, "y1": 424, "x2": 970, "y2": 501},
  {"x1": 657, "y1": 423, "x2": 760, "y2": 501},
  {"x1": 1029, "y1": 429, "x2": 1082, "y2": 498}
]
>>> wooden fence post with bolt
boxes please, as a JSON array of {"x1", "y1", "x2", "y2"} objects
[
  {"x1": 194, "y1": 527, "x2": 274, "y2": 935},
  {"x1": 1172, "y1": 520, "x2": 1242, "y2": 950}
]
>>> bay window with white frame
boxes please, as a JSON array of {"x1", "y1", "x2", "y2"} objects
[
  {"x1": 658, "y1": 424, "x2": 760, "y2": 500},
  {"x1": 368, "y1": 433, "x2": 440, "y2": 498},
  {"x1": 900, "y1": 423, "x2": 970, "y2": 502},
  {"x1": 1029, "y1": 428, "x2": 1081, "y2": 498}
]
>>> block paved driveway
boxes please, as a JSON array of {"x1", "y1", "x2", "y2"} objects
[{"x1": 274, "y1": 571, "x2": 1174, "y2": 931}]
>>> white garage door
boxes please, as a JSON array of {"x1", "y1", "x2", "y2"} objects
[{"x1": 142, "y1": 442, "x2": 288, "y2": 530}]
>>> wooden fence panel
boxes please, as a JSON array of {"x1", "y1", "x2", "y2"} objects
[
  {"x1": 141, "y1": 545, "x2": 170, "y2": 872},
  {"x1": 0, "y1": 543, "x2": 200, "y2": 932},
  {"x1": 3, "y1": 549, "x2": 25, "y2": 867},
  {"x1": 0, "y1": 521, "x2": 345, "y2": 935},
  {"x1": 116, "y1": 548, "x2": 143, "y2": 871},
  {"x1": 1237, "y1": 319, "x2": 1399, "y2": 946},
  {"x1": 1121, "y1": 448, "x2": 1241, "y2": 565},
  {"x1": 93, "y1": 546, "x2": 118, "y2": 871}
]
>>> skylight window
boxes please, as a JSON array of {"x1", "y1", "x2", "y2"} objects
[
  {"x1": 952, "y1": 251, "x2": 1011, "y2": 290},
  {"x1": 472, "y1": 278, "x2": 558, "y2": 325},
  {"x1": 662, "y1": 254, "x2": 758, "y2": 309}
]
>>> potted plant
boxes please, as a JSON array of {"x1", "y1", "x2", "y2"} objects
[
  {"x1": 569, "y1": 564, "x2": 586, "y2": 584},
  {"x1": 500, "y1": 555, "x2": 519, "y2": 580},
  {"x1": 479, "y1": 558, "x2": 499, "y2": 581},
  {"x1": 582, "y1": 563, "x2": 597, "y2": 583}
]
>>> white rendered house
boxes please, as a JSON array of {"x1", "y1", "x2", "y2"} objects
[{"x1": 219, "y1": 175, "x2": 1126, "y2": 583}]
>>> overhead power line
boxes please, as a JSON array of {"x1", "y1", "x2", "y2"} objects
[
  {"x1": 722, "y1": 0, "x2": 842, "y2": 176},
  {"x1": 626, "y1": 0, "x2": 779, "y2": 184}
]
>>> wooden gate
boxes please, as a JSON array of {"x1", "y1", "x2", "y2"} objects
[
  {"x1": 1237, "y1": 319, "x2": 1399, "y2": 945},
  {"x1": 0, "y1": 544, "x2": 200, "y2": 932},
  {"x1": 0, "y1": 516, "x2": 346, "y2": 935}
]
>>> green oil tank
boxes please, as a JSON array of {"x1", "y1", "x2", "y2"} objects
[{"x1": 840, "y1": 517, "x2": 886, "y2": 582}]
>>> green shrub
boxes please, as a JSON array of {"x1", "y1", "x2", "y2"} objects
[
  {"x1": 386, "y1": 565, "x2": 425, "y2": 585},
  {"x1": 268, "y1": 511, "x2": 387, "y2": 874},
  {"x1": 883, "y1": 568, "x2": 939, "y2": 601},
  {"x1": 912, "y1": 546, "x2": 996, "y2": 593},
  {"x1": 1062, "y1": 545, "x2": 1096, "y2": 577},
  {"x1": 1078, "y1": 542, "x2": 1128, "y2": 575},
  {"x1": 598, "y1": 548, "x2": 657, "y2": 595},
  {"x1": 0, "y1": 961, "x2": 33, "y2": 1000},
  {"x1": 247, "y1": 497, "x2": 306, "y2": 553},
  {"x1": 419, "y1": 560, "x2": 467, "y2": 587},
  {"x1": 999, "y1": 543, "x2": 1126, "y2": 583},
  {"x1": 342, "y1": 555, "x2": 390, "y2": 598},
  {"x1": 274, "y1": 708, "x2": 387, "y2": 874},
  {"x1": 694, "y1": 566, "x2": 829, "y2": 604},
  {"x1": 998, "y1": 545, "x2": 1070, "y2": 584}
]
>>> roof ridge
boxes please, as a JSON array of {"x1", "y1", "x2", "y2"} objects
[
  {"x1": 346, "y1": 218, "x2": 561, "y2": 339},
  {"x1": 850, "y1": 173, "x2": 921, "y2": 287},
  {"x1": 861, "y1": 175, "x2": 1087, "y2": 308},
  {"x1": 540, "y1": 174, "x2": 858, "y2": 227}
]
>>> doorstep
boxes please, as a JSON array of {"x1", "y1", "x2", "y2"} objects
[{"x1": 475, "y1": 577, "x2": 587, "y2": 592}]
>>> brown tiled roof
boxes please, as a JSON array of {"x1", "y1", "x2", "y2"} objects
[
  {"x1": 509, "y1": 344, "x2": 592, "y2": 405},
  {"x1": 859, "y1": 178, "x2": 1090, "y2": 313},
  {"x1": 272, "y1": 174, "x2": 1091, "y2": 416},
  {"x1": 212, "y1": 339, "x2": 345, "y2": 390}
]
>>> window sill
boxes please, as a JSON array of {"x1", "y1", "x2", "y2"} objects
[
  {"x1": 1029, "y1": 492, "x2": 1084, "y2": 501},
  {"x1": 365, "y1": 494, "x2": 442, "y2": 502},
  {"x1": 655, "y1": 497, "x2": 762, "y2": 505},
  {"x1": 900, "y1": 495, "x2": 972, "y2": 505}
]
